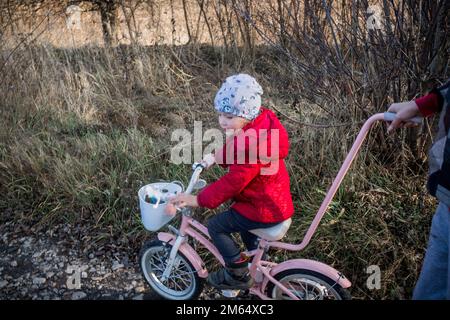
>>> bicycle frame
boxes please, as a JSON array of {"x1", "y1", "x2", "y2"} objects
[
  {"x1": 159, "y1": 211, "x2": 297, "y2": 299},
  {"x1": 157, "y1": 112, "x2": 422, "y2": 300}
]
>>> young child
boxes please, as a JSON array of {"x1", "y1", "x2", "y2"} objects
[
  {"x1": 387, "y1": 79, "x2": 450, "y2": 299},
  {"x1": 168, "y1": 74, "x2": 294, "y2": 290}
]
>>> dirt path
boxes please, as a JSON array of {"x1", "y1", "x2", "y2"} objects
[
  {"x1": 0, "y1": 219, "x2": 146, "y2": 300},
  {"x1": 0, "y1": 218, "x2": 224, "y2": 300}
]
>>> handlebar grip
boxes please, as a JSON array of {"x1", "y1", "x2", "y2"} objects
[
  {"x1": 384, "y1": 112, "x2": 423, "y2": 124},
  {"x1": 192, "y1": 162, "x2": 206, "y2": 171}
]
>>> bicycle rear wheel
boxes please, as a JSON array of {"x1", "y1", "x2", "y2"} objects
[{"x1": 266, "y1": 269, "x2": 351, "y2": 300}]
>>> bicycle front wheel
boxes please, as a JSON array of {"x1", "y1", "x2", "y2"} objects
[{"x1": 139, "y1": 239, "x2": 204, "y2": 300}]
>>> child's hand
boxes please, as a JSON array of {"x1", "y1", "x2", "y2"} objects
[
  {"x1": 201, "y1": 153, "x2": 216, "y2": 169},
  {"x1": 164, "y1": 203, "x2": 178, "y2": 216},
  {"x1": 387, "y1": 101, "x2": 420, "y2": 133},
  {"x1": 168, "y1": 193, "x2": 199, "y2": 208}
]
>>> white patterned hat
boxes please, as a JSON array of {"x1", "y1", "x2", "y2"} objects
[{"x1": 214, "y1": 74, "x2": 263, "y2": 120}]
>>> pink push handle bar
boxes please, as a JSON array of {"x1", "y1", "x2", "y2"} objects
[{"x1": 270, "y1": 112, "x2": 423, "y2": 251}]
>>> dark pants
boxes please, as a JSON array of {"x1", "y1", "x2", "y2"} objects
[{"x1": 207, "y1": 208, "x2": 279, "y2": 265}]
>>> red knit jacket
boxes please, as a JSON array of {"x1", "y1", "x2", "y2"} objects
[{"x1": 197, "y1": 107, "x2": 294, "y2": 223}]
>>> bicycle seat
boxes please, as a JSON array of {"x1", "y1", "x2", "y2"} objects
[{"x1": 250, "y1": 218, "x2": 292, "y2": 241}]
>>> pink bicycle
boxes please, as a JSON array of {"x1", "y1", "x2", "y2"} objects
[{"x1": 138, "y1": 112, "x2": 422, "y2": 300}]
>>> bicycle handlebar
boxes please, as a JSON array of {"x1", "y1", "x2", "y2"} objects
[{"x1": 184, "y1": 162, "x2": 206, "y2": 195}]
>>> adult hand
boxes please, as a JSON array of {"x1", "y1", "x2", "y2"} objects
[{"x1": 387, "y1": 101, "x2": 421, "y2": 134}]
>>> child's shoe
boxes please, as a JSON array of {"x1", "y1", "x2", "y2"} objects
[{"x1": 207, "y1": 260, "x2": 254, "y2": 290}]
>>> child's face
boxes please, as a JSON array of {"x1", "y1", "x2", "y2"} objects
[{"x1": 218, "y1": 112, "x2": 249, "y2": 133}]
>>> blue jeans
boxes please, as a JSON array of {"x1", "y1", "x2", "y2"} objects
[
  {"x1": 413, "y1": 202, "x2": 450, "y2": 299},
  {"x1": 207, "y1": 209, "x2": 279, "y2": 265}
]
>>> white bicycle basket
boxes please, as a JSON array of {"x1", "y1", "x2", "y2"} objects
[{"x1": 138, "y1": 181, "x2": 184, "y2": 231}]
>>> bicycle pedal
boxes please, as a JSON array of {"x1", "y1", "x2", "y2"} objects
[{"x1": 221, "y1": 289, "x2": 240, "y2": 298}]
